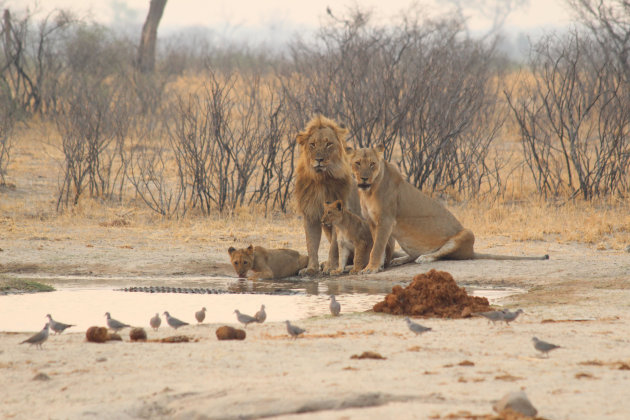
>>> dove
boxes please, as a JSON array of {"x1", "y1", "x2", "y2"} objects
[
  {"x1": 105, "y1": 312, "x2": 131, "y2": 332},
  {"x1": 150, "y1": 313, "x2": 161, "y2": 331},
  {"x1": 45, "y1": 314, "x2": 75, "y2": 334},
  {"x1": 163, "y1": 311, "x2": 189, "y2": 329},
  {"x1": 502, "y1": 309, "x2": 524, "y2": 325},
  {"x1": 329, "y1": 295, "x2": 341, "y2": 316},
  {"x1": 195, "y1": 307, "x2": 207, "y2": 324},
  {"x1": 476, "y1": 310, "x2": 505, "y2": 325},
  {"x1": 404, "y1": 317, "x2": 432, "y2": 335},
  {"x1": 285, "y1": 320, "x2": 306, "y2": 339},
  {"x1": 234, "y1": 309, "x2": 258, "y2": 328},
  {"x1": 20, "y1": 323, "x2": 50, "y2": 349},
  {"x1": 255, "y1": 305, "x2": 266, "y2": 323},
  {"x1": 532, "y1": 337, "x2": 561, "y2": 357}
]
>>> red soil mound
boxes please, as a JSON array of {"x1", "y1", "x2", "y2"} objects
[{"x1": 373, "y1": 269, "x2": 490, "y2": 318}]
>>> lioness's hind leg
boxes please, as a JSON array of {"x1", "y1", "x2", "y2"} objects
[{"x1": 415, "y1": 229, "x2": 474, "y2": 263}]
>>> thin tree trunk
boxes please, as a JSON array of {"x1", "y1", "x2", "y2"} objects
[{"x1": 136, "y1": 0, "x2": 167, "y2": 74}]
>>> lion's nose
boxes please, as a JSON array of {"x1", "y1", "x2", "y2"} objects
[
  {"x1": 361, "y1": 177, "x2": 369, "y2": 182},
  {"x1": 315, "y1": 158, "x2": 324, "y2": 163}
]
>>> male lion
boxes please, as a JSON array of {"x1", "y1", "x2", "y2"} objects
[
  {"x1": 348, "y1": 145, "x2": 549, "y2": 273},
  {"x1": 321, "y1": 200, "x2": 394, "y2": 274},
  {"x1": 228, "y1": 245, "x2": 308, "y2": 280},
  {"x1": 294, "y1": 115, "x2": 361, "y2": 276}
]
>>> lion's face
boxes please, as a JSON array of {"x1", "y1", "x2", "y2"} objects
[
  {"x1": 297, "y1": 122, "x2": 347, "y2": 175},
  {"x1": 349, "y1": 145, "x2": 385, "y2": 191},
  {"x1": 228, "y1": 245, "x2": 254, "y2": 278},
  {"x1": 321, "y1": 200, "x2": 344, "y2": 226}
]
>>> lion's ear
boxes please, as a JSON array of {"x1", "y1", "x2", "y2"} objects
[
  {"x1": 345, "y1": 146, "x2": 354, "y2": 157},
  {"x1": 296, "y1": 132, "x2": 308, "y2": 146},
  {"x1": 228, "y1": 247, "x2": 236, "y2": 255},
  {"x1": 246, "y1": 244, "x2": 254, "y2": 255},
  {"x1": 334, "y1": 125, "x2": 349, "y2": 143},
  {"x1": 375, "y1": 144, "x2": 385, "y2": 156}
]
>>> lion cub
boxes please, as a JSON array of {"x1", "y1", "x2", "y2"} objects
[
  {"x1": 228, "y1": 245, "x2": 308, "y2": 280},
  {"x1": 322, "y1": 200, "x2": 393, "y2": 274}
]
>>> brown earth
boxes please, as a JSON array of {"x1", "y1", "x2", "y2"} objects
[{"x1": 373, "y1": 269, "x2": 490, "y2": 317}]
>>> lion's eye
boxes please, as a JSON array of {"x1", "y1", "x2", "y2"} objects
[
  {"x1": 370, "y1": 162, "x2": 376, "y2": 168},
  {"x1": 243, "y1": 261, "x2": 248, "y2": 265},
  {"x1": 309, "y1": 143, "x2": 315, "y2": 149},
  {"x1": 326, "y1": 142, "x2": 333, "y2": 148}
]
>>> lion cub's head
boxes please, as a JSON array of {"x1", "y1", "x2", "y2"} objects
[
  {"x1": 297, "y1": 115, "x2": 350, "y2": 176},
  {"x1": 347, "y1": 145, "x2": 385, "y2": 191},
  {"x1": 321, "y1": 200, "x2": 345, "y2": 227},
  {"x1": 228, "y1": 245, "x2": 255, "y2": 278}
]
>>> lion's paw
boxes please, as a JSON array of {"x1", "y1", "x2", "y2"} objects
[
  {"x1": 299, "y1": 267, "x2": 320, "y2": 277},
  {"x1": 361, "y1": 266, "x2": 382, "y2": 275},
  {"x1": 415, "y1": 255, "x2": 436, "y2": 264},
  {"x1": 330, "y1": 269, "x2": 344, "y2": 276}
]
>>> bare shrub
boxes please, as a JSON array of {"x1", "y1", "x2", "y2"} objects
[
  {"x1": 506, "y1": 29, "x2": 630, "y2": 199},
  {"x1": 54, "y1": 77, "x2": 135, "y2": 209}
]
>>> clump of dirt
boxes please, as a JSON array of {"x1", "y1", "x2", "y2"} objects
[
  {"x1": 85, "y1": 326, "x2": 108, "y2": 343},
  {"x1": 350, "y1": 351, "x2": 386, "y2": 360},
  {"x1": 129, "y1": 328, "x2": 147, "y2": 342},
  {"x1": 373, "y1": 269, "x2": 490, "y2": 318},
  {"x1": 215, "y1": 326, "x2": 246, "y2": 340}
]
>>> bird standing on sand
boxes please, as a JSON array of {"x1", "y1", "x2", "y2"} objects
[
  {"x1": 45, "y1": 314, "x2": 75, "y2": 334},
  {"x1": 477, "y1": 310, "x2": 505, "y2": 325},
  {"x1": 105, "y1": 312, "x2": 131, "y2": 332},
  {"x1": 329, "y1": 295, "x2": 341, "y2": 316},
  {"x1": 532, "y1": 337, "x2": 561, "y2": 357},
  {"x1": 404, "y1": 317, "x2": 432, "y2": 335},
  {"x1": 163, "y1": 311, "x2": 189, "y2": 329},
  {"x1": 195, "y1": 307, "x2": 207, "y2": 324},
  {"x1": 255, "y1": 305, "x2": 266, "y2": 323},
  {"x1": 234, "y1": 309, "x2": 258, "y2": 328},
  {"x1": 20, "y1": 323, "x2": 50, "y2": 349},
  {"x1": 502, "y1": 309, "x2": 524, "y2": 325},
  {"x1": 285, "y1": 320, "x2": 306, "y2": 339},
  {"x1": 150, "y1": 313, "x2": 161, "y2": 331}
]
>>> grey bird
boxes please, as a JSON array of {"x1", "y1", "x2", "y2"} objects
[
  {"x1": 163, "y1": 311, "x2": 189, "y2": 329},
  {"x1": 45, "y1": 314, "x2": 75, "y2": 334},
  {"x1": 105, "y1": 312, "x2": 131, "y2": 332},
  {"x1": 502, "y1": 309, "x2": 524, "y2": 325},
  {"x1": 150, "y1": 313, "x2": 161, "y2": 331},
  {"x1": 285, "y1": 320, "x2": 306, "y2": 339},
  {"x1": 476, "y1": 310, "x2": 505, "y2": 325},
  {"x1": 234, "y1": 309, "x2": 257, "y2": 328},
  {"x1": 20, "y1": 323, "x2": 50, "y2": 349},
  {"x1": 255, "y1": 305, "x2": 266, "y2": 323},
  {"x1": 329, "y1": 295, "x2": 341, "y2": 316},
  {"x1": 195, "y1": 307, "x2": 207, "y2": 324},
  {"x1": 532, "y1": 337, "x2": 561, "y2": 357},
  {"x1": 404, "y1": 317, "x2": 432, "y2": 335}
]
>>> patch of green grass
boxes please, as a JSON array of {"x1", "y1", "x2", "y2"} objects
[{"x1": 0, "y1": 278, "x2": 55, "y2": 293}]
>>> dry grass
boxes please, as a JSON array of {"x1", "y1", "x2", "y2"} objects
[{"x1": 1, "y1": 120, "x2": 629, "y2": 252}]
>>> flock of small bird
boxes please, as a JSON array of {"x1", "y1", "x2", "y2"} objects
[{"x1": 19, "y1": 296, "x2": 561, "y2": 357}]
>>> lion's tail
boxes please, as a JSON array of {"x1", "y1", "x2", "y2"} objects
[{"x1": 472, "y1": 252, "x2": 549, "y2": 261}]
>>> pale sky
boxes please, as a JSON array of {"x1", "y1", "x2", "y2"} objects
[{"x1": 5, "y1": 0, "x2": 572, "y2": 39}]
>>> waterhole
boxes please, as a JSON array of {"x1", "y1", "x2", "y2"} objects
[{"x1": 0, "y1": 275, "x2": 523, "y2": 332}]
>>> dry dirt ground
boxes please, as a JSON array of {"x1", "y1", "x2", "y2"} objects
[{"x1": 1, "y1": 224, "x2": 630, "y2": 419}]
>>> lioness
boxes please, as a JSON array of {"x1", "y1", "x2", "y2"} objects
[
  {"x1": 322, "y1": 200, "x2": 394, "y2": 274},
  {"x1": 294, "y1": 115, "x2": 361, "y2": 276},
  {"x1": 228, "y1": 245, "x2": 308, "y2": 280},
  {"x1": 348, "y1": 145, "x2": 549, "y2": 273}
]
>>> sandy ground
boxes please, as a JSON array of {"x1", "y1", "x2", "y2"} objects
[{"x1": 1, "y1": 231, "x2": 630, "y2": 419}]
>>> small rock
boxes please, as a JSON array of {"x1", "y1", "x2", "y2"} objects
[
  {"x1": 86, "y1": 326, "x2": 108, "y2": 343},
  {"x1": 33, "y1": 372, "x2": 50, "y2": 381},
  {"x1": 350, "y1": 351, "x2": 386, "y2": 360},
  {"x1": 130, "y1": 327, "x2": 147, "y2": 341},
  {"x1": 96, "y1": 357, "x2": 107, "y2": 363},
  {"x1": 215, "y1": 326, "x2": 246, "y2": 340},
  {"x1": 493, "y1": 390, "x2": 537, "y2": 417}
]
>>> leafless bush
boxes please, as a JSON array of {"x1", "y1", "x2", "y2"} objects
[
  {"x1": 279, "y1": 9, "x2": 506, "y2": 196},
  {"x1": 1, "y1": 8, "x2": 76, "y2": 115},
  {"x1": 54, "y1": 77, "x2": 135, "y2": 209},
  {"x1": 0, "y1": 84, "x2": 15, "y2": 185},
  {"x1": 506, "y1": 29, "x2": 630, "y2": 199}
]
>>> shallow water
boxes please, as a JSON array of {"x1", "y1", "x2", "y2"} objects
[{"x1": 0, "y1": 276, "x2": 524, "y2": 332}]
